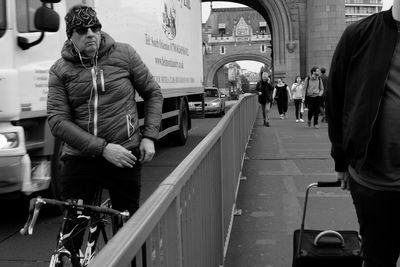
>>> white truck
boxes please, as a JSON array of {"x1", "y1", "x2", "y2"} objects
[{"x1": 0, "y1": 0, "x2": 204, "y2": 197}]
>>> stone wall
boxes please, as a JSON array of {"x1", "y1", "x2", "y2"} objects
[{"x1": 306, "y1": 0, "x2": 346, "y2": 75}]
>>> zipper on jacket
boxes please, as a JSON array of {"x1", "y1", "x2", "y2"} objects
[
  {"x1": 91, "y1": 67, "x2": 99, "y2": 136},
  {"x1": 126, "y1": 114, "x2": 134, "y2": 140},
  {"x1": 359, "y1": 82, "x2": 384, "y2": 170},
  {"x1": 359, "y1": 40, "x2": 398, "y2": 170}
]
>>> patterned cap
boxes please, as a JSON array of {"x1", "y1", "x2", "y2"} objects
[{"x1": 65, "y1": 5, "x2": 102, "y2": 38}]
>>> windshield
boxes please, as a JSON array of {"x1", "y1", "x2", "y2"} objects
[
  {"x1": 0, "y1": 0, "x2": 6, "y2": 38},
  {"x1": 16, "y1": 0, "x2": 42, "y2": 32},
  {"x1": 205, "y1": 89, "x2": 219, "y2": 97}
]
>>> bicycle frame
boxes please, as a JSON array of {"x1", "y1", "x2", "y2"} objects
[{"x1": 20, "y1": 196, "x2": 129, "y2": 267}]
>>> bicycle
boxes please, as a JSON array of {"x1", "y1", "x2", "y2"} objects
[{"x1": 20, "y1": 191, "x2": 130, "y2": 267}]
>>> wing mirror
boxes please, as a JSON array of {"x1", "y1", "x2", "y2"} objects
[
  {"x1": 18, "y1": 3, "x2": 60, "y2": 50},
  {"x1": 35, "y1": 6, "x2": 60, "y2": 32}
]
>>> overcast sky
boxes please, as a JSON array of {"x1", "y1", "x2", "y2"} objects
[
  {"x1": 202, "y1": 0, "x2": 393, "y2": 22},
  {"x1": 383, "y1": 0, "x2": 393, "y2": 10},
  {"x1": 202, "y1": 0, "x2": 394, "y2": 72}
]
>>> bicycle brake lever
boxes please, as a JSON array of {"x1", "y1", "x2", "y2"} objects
[
  {"x1": 121, "y1": 211, "x2": 130, "y2": 223},
  {"x1": 20, "y1": 197, "x2": 45, "y2": 235}
]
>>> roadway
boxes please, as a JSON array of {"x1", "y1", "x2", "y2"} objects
[{"x1": 0, "y1": 103, "x2": 234, "y2": 267}]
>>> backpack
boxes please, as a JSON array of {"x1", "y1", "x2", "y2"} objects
[
  {"x1": 304, "y1": 76, "x2": 322, "y2": 96},
  {"x1": 304, "y1": 76, "x2": 322, "y2": 107}
]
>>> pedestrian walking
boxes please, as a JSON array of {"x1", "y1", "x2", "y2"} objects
[
  {"x1": 272, "y1": 79, "x2": 291, "y2": 120},
  {"x1": 291, "y1": 75, "x2": 305, "y2": 123},
  {"x1": 327, "y1": 3, "x2": 400, "y2": 267},
  {"x1": 304, "y1": 67, "x2": 324, "y2": 129},
  {"x1": 47, "y1": 5, "x2": 163, "y2": 265},
  {"x1": 255, "y1": 71, "x2": 274, "y2": 127},
  {"x1": 319, "y1": 67, "x2": 328, "y2": 123}
]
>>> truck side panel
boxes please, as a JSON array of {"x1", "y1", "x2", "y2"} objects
[{"x1": 92, "y1": 0, "x2": 204, "y2": 97}]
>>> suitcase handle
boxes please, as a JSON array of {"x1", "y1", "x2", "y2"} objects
[
  {"x1": 313, "y1": 230, "x2": 344, "y2": 247},
  {"x1": 317, "y1": 181, "x2": 341, "y2": 187},
  {"x1": 297, "y1": 180, "x2": 343, "y2": 256},
  {"x1": 301, "y1": 181, "x2": 342, "y2": 231}
]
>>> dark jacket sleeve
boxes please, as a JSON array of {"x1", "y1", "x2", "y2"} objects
[
  {"x1": 47, "y1": 63, "x2": 107, "y2": 156},
  {"x1": 127, "y1": 46, "x2": 163, "y2": 141},
  {"x1": 253, "y1": 81, "x2": 261, "y2": 95},
  {"x1": 318, "y1": 78, "x2": 324, "y2": 97},
  {"x1": 327, "y1": 25, "x2": 355, "y2": 172}
]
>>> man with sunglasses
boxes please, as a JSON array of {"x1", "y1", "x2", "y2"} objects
[{"x1": 47, "y1": 5, "x2": 163, "y2": 264}]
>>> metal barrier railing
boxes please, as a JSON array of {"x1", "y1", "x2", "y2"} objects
[{"x1": 88, "y1": 94, "x2": 258, "y2": 267}]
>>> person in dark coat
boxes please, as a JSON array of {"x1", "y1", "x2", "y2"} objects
[
  {"x1": 255, "y1": 71, "x2": 274, "y2": 127},
  {"x1": 327, "y1": 3, "x2": 400, "y2": 266},
  {"x1": 272, "y1": 79, "x2": 291, "y2": 120},
  {"x1": 47, "y1": 5, "x2": 163, "y2": 264},
  {"x1": 319, "y1": 67, "x2": 328, "y2": 122}
]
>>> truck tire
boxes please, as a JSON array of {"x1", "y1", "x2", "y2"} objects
[
  {"x1": 171, "y1": 99, "x2": 189, "y2": 146},
  {"x1": 50, "y1": 138, "x2": 64, "y2": 200}
]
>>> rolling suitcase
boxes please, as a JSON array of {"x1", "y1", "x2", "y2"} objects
[{"x1": 292, "y1": 181, "x2": 363, "y2": 267}]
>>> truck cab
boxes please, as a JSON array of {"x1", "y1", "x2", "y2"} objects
[{"x1": 0, "y1": 0, "x2": 63, "y2": 196}]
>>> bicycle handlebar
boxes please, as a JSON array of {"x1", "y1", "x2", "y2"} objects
[{"x1": 20, "y1": 196, "x2": 130, "y2": 236}]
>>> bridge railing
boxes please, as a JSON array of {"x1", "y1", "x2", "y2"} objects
[{"x1": 88, "y1": 94, "x2": 259, "y2": 267}]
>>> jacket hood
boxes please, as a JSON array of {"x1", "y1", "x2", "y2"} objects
[{"x1": 61, "y1": 31, "x2": 115, "y2": 63}]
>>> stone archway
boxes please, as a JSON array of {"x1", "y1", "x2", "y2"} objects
[
  {"x1": 202, "y1": 0, "x2": 297, "y2": 80},
  {"x1": 202, "y1": 0, "x2": 346, "y2": 83},
  {"x1": 206, "y1": 54, "x2": 271, "y2": 87}
]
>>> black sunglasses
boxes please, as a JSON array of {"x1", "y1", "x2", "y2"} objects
[{"x1": 75, "y1": 25, "x2": 101, "y2": 35}]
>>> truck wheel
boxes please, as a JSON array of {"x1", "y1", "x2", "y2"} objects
[
  {"x1": 50, "y1": 138, "x2": 64, "y2": 200},
  {"x1": 171, "y1": 99, "x2": 189, "y2": 146}
]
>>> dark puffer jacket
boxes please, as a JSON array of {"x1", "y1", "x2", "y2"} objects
[{"x1": 47, "y1": 32, "x2": 163, "y2": 156}]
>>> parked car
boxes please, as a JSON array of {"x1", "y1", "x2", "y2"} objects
[{"x1": 189, "y1": 87, "x2": 226, "y2": 117}]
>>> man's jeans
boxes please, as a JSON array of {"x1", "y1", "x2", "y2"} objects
[
  {"x1": 306, "y1": 96, "x2": 320, "y2": 125},
  {"x1": 59, "y1": 151, "x2": 141, "y2": 261},
  {"x1": 349, "y1": 177, "x2": 400, "y2": 267}
]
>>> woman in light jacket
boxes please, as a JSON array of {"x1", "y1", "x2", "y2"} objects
[{"x1": 291, "y1": 75, "x2": 305, "y2": 123}]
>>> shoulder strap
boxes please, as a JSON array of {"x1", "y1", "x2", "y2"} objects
[{"x1": 305, "y1": 77, "x2": 310, "y2": 95}]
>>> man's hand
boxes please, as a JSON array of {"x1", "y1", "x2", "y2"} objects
[
  {"x1": 139, "y1": 138, "x2": 155, "y2": 163},
  {"x1": 337, "y1": 171, "x2": 350, "y2": 190},
  {"x1": 102, "y1": 143, "x2": 137, "y2": 168}
]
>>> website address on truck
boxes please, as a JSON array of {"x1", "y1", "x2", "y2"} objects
[
  {"x1": 155, "y1": 57, "x2": 184, "y2": 68},
  {"x1": 154, "y1": 76, "x2": 195, "y2": 83},
  {"x1": 145, "y1": 33, "x2": 189, "y2": 56}
]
